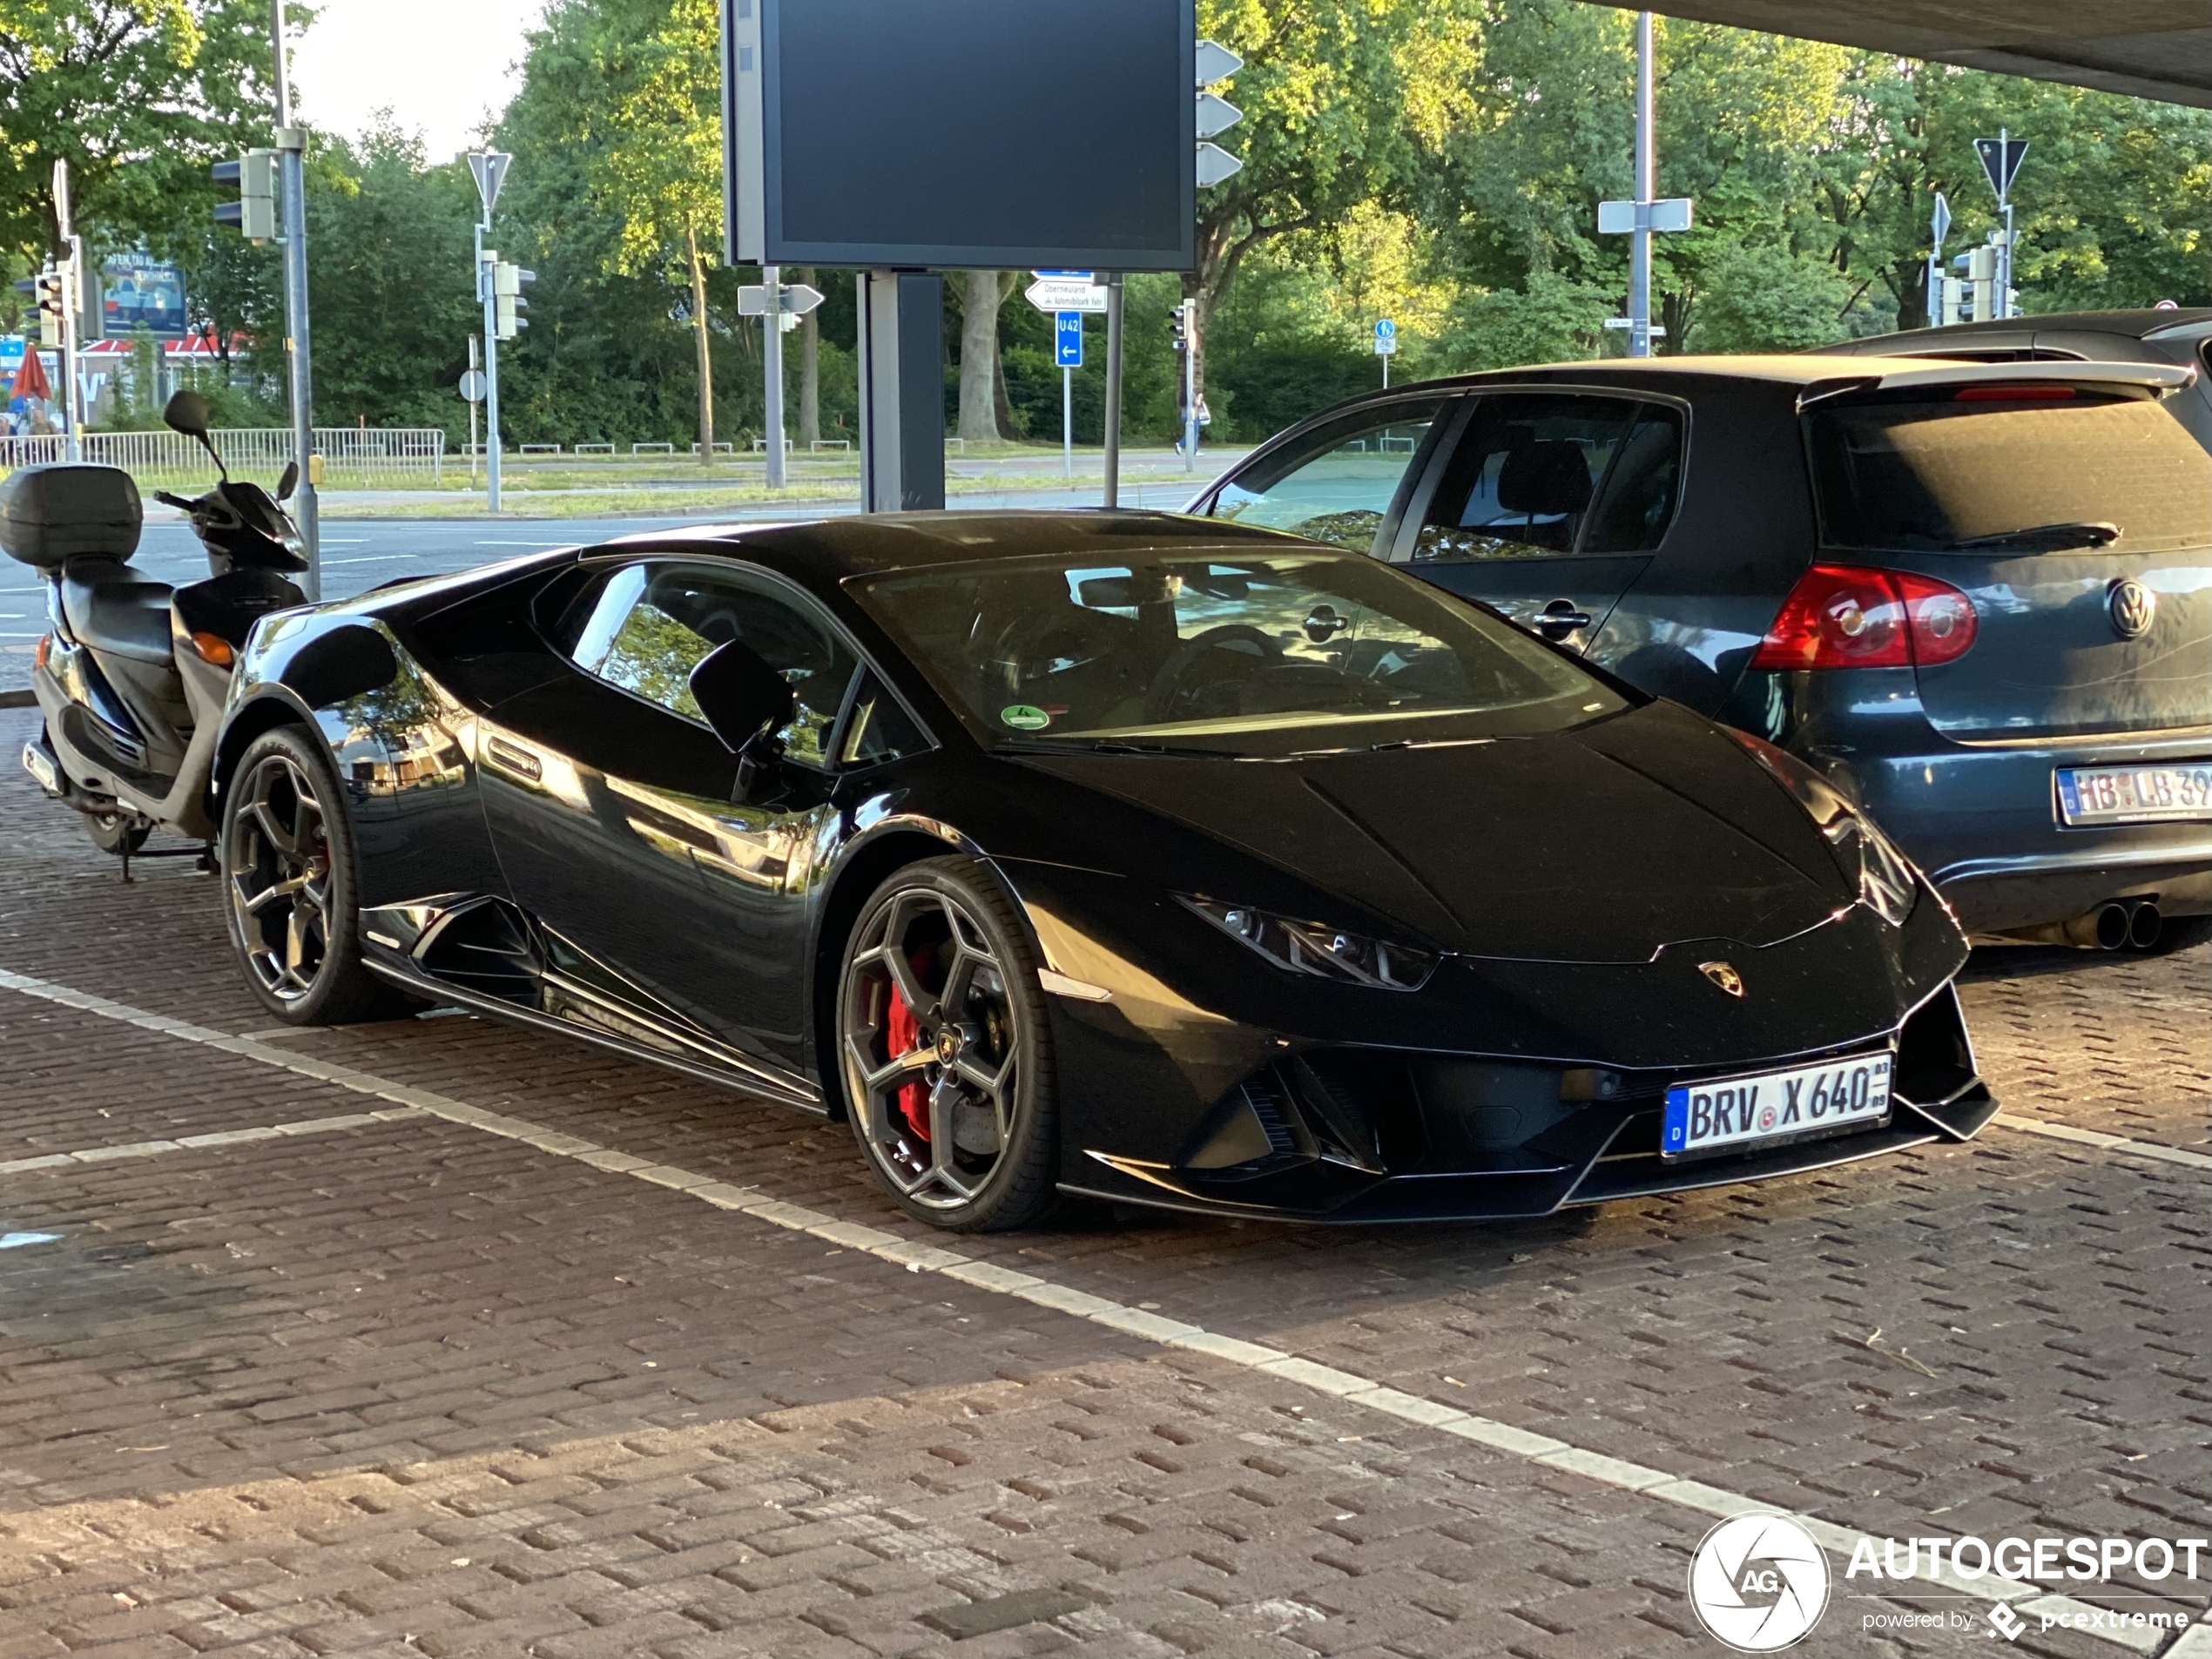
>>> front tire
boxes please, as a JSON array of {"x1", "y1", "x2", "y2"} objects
[
  {"x1": 220, "y1": 725, "x2": 409, "y2": 1025},
  {"x1": 837, "y1": 857, "x2": 1059, "y2": 1231}
]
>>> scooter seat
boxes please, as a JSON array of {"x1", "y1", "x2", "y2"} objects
[{"x1": 60, "y1": 558, "x2": 176, "y2": 665}]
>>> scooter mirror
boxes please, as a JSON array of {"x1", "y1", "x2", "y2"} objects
[
  {"x1": 163, "y1": 391, "x2": 212, "y2": 440},
  {"x1": 277, "y1": 462, "x2": 298, "y2": 502},
  {"x1": 163, "y1": 391, "x2": 228, "y2": 480}
]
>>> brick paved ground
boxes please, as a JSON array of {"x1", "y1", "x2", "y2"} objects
[{"x1": 0, "y1": 705, "x2": 2205, "y2": 1659}]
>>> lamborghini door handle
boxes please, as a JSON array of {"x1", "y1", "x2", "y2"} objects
[{"x1": 485, "y1": 735, "x2": 543, "y2": 781}]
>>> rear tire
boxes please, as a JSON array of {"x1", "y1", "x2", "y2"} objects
[
  {"x1": 836, "y1": 857, "x2": 1059, "y2": 1232},
  {"x1": 84, "y1": 810, "x2": 150, "y2": 857},
  {"x1": 219, "y1": 725, "x2": 412, "y2": 1025}
]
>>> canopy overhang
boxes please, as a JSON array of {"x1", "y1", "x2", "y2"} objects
[{"x1": 1626, "y1": 2, "x2": 2211, "y2": 108}]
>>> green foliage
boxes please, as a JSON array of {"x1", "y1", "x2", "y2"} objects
[
  {"x1": 1687, "y1": 244, "x2": 1852, "y2": 354},
  {"x1": 0, "y1": 0, "x2": 287, "y2": 263},
  {"x1": 303, "y1": 125, "x2": 483, "y2": 433}
]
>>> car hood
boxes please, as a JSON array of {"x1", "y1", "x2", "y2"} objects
[{"x1": 1004, "y1": 703, "x2": 1855, "y2": 964}]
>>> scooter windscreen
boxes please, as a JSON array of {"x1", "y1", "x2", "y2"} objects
[{"x1": 156, "y1": 481, "x2": 310, "y2": 574}]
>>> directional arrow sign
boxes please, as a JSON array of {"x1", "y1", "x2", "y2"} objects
[
  {"x1": 1027, "y1": 276, "x2": 1108, "y2": 314},
  {"x1": 1931, "y1": 191, "x2": 1952, "y2": 249},
  {"x1": 1196, "y1": 38, "x2": 1243, "y2": 85},
  {"x1": 1197, "y1": 91, "x2": 1242, "y2": 139},
  {"x1": 1197, "y1": 142, "x2": 1243, "y2": 187},
  {"x1": 738, "y1": 282, "x2": 826, "y2": 316}
]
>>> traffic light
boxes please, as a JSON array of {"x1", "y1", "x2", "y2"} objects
[
  {"x1": 16, "y1": 268, "x2": 71, "y2": 346},
  {"x1": 492, "y1": 261, "x2": 533, "y2": 340},
  {"x1": 212, "y1": 151, "x2": 278, "y2": 243},
  {"x1": 1169, "y1": 301, "x2": 1190, "y2": 353}
]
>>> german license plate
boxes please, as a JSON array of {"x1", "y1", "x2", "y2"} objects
[
  {"x1": 1662, "y1": 1052, "x2": 1892, "y2": 1159},
  {"x1": 2055, "y1": 763, "x2": 2212, "y2": 827}
]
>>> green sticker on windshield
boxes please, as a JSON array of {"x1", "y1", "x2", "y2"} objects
[{"x1": 1000, "y1": 704, "x2": 1051, "y2": 732}]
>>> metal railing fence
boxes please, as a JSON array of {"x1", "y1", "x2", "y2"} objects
[{"x1": 0, "y1": 428, "x2": 447, "y2": 489}]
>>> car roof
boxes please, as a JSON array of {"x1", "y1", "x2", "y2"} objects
[{"x1": 596, "y1": 509, "x2": 1318, "y2": 582}]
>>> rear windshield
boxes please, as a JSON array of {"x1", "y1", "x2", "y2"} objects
[{"x1": 1806, "y1": 391, "x2": 2211, "y2": 555}]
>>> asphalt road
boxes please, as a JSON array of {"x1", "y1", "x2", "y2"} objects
[{"x1": 0, "y1": 696, "x2": 2206, "y2": 1658}]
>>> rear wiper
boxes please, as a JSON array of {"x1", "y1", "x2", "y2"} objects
[{"x1": 1948, "y1": 521, "x2": 2121, "y2": 550}]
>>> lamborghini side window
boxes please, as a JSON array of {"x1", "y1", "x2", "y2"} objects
[
  {"x1": 839, "y1": 673, "x2": 929, "y2": 767},
  {"x1": 569, "y1": 563, "x2": 859, "y2": 768}
]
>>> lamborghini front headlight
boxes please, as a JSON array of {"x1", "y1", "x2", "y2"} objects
[{"x1": 1180, "y1": 896, "x2": 1439, "y2": 991}]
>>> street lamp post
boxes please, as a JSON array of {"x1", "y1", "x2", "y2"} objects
[
  {"x1": 1629, "y1": 10, "x2": 1656, "y2": 360},
  {"x1": 466, "y1": 152, "x2": 513, "y2": 514},
  {"x1": 270, "y1": 0, "x2": 320, "y2": 598}
]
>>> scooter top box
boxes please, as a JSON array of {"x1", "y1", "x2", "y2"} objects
[{"x1": 0, "y1": 464, "x2": 141, "y2": 570}]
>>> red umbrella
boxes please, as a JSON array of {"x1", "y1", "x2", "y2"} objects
[{"x1": 11, "y1": 347, "x2": 51, "y2": 402}]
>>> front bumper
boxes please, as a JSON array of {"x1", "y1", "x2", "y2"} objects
[{"x1": 1061, "y1": 981, "x2": 1994, "y2": 1224}]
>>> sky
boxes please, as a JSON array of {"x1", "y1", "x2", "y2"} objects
[{"x1": 289, "y1": 0, "x2": 550, "y2": 161}]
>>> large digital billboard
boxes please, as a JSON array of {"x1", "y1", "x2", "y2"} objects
[
  {"x1": 101, "y1": 250, "x2": 187, "y2": 341},
  {"x1": 725, "y1": 0, "x2": 1196, "y2": 271}
]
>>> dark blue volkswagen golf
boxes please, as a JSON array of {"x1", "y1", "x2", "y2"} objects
[{"x1": 1191, "y1": 354, "x2": 2211, "y2": 954}]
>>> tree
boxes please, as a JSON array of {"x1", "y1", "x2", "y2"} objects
[
  {"x1": 1185, "y1": 0, "x2": 1482, "y2": 417},
  {"x1": 579, "y1": 0, "x2": 726, "y2": 463},
  {"x1": 957, "y1": 270, "x2": 1005, "y2": 444},
  {"x1": 302, "y1": 123, "x2": 482, "y2": 431},
  {"x1": 0, "y1": 0, "x2": 280, "y2": 267}
]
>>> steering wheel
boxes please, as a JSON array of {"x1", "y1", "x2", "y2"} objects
[{"x1": 1143, "y1": 624, "x2": 1284, "y2": 724}]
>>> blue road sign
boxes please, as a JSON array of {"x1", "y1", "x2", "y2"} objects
[
  {"x1": 1035, "y1": 270, "x2": 1095, "y2": 281},
  {"x1": 1373, "y1": 317, "x2": 1398, "y2": 355},
  {"x1": 1055, "y1": 312, "x2": 1083, "y2": 369}
]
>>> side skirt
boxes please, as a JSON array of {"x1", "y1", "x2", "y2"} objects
[{"x1": 361, "y1": 952, "x2": 826, "y2": 1118}]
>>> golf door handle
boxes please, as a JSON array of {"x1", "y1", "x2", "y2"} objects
[{"x1": 1534, "y1": 599, "x2": 1593, "y2": 638}]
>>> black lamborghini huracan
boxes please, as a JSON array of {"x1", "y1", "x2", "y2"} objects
[{"x1": 209, "y1": 511, "x2": 1995, "y2": 1231}]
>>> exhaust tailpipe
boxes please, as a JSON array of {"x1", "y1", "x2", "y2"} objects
[
  {"x1": 2128, "y1": 901, "x2": 2163, "y2": 950},
  {"x1": 2002, "y1": 902, "x2": 2133, "y2": 949}
]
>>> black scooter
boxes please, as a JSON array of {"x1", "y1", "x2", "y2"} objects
[{"x1": 9, "y1": 391, "x2": 310, "y2": 866}]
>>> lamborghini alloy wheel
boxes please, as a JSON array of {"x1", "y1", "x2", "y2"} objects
[
  {"x1": 221, "y1": 725, "x2": 411, "y2": 1025},
  {"x1": 839, "y1": 857, "x2": 1057, "y2": 1231}
]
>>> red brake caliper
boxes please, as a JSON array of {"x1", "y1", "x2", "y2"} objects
[{"x1": 883, "y1": 955, "x2": 931, "y2": 1142}]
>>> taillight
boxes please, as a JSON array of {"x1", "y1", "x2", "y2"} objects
[
  {"x1": 1751, "y1": 564, "x2": 1978, "y2": 671},
  {"x1": 32, "y1": 633, "x2": 50, "y2": 672}
]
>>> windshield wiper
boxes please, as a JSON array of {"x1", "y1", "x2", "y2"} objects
[
  {"x1": 1948, "y1": 521, "x2": 2121, "y2": 550},
  {"x1": 995, "y1": 738, "x2": 1242, "y2": 759},
  {"x1": 1285, "y1": 737, "x2": 1499, "y2": 759}
]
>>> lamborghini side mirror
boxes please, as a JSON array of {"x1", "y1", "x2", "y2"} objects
[{"x1": 688, "y1": 638, "x2": 796, "y2": 792}]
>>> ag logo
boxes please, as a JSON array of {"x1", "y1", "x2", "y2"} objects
[{"x1": 1687, "y1": 1513, "x2": 1831, "y2": 1651}]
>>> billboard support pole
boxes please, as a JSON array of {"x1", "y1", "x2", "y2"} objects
[
  {"x1": 857, "y1": 269, "x2": 944, "y2": 513},
  {"x1": 1102, "y1": 273, "x2": 1123, "y2": 509}
]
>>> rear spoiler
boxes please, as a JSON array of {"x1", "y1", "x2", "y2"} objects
[{"x1": 1798, "y1": 358, "x2": 2195, "y2": 412}]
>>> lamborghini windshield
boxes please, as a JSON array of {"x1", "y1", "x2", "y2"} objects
[{"x1": 848, "y1": 547, "x2": 1629, "y2": 757}]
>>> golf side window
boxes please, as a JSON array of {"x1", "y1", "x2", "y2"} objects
[
  {"x1": 562, "y1": 562, "x2": 859, "y2": 768},
  {"x1": 1209, "y1": 399, "x2": 1445, "y2": 556},
  {"x1": 1412, "y1": 395, "x2": 1683, "y2": 563}
]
